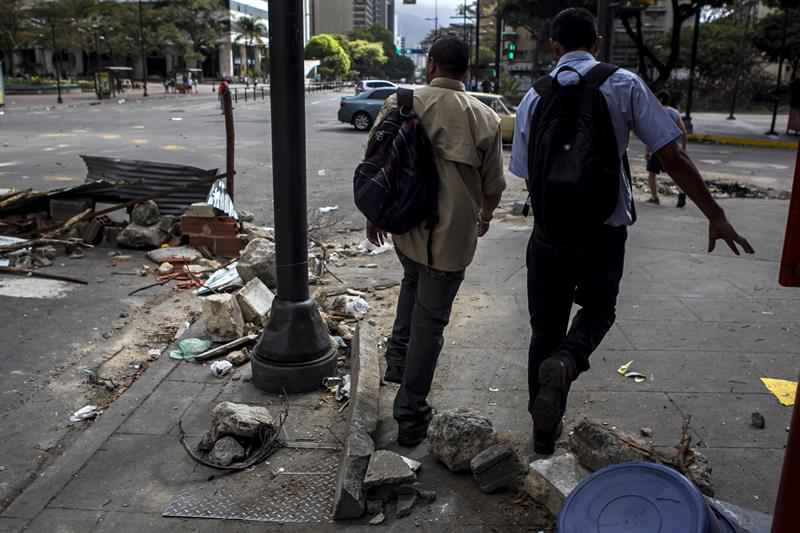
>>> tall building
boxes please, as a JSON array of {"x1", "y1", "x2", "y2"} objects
[
  {"x1": 218, "y1": 0, "x2": 270, "y2": 79},
  {"x1": 611, "y1": 0, "x2": 674, "y2": 69},
  {"x1": 374, "y1": 0, "x2": 396, "y2": 34},
  {"x1": 311, "y1": 0, "x2": 394, "y2": 36}
]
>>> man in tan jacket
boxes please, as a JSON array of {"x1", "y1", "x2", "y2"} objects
[{"x1": 367, "y1": 37, "x2": 506, "y2": 447}]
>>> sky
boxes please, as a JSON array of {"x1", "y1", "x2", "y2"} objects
[{"x1": 396, "y1": 0, "x2": 470, "y2": 47}]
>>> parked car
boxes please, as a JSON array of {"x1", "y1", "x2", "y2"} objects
[
  {"x1": 355, "y1": 79, "x2": 397, "y2": 95},
  {"x1": 338, "y1": 87, "x2": 398, "y2": 131},
  {"x1": 468, "y1": 92, "x2": 517, "y2": 144}
]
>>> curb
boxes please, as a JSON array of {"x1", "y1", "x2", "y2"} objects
[
  {"x1": 689, "y1": 133, "x2": 799, "y2": 150},
  {"x1": 0, "y1": 356, "x2": 179, "y2": 523},
  {"x1": 333, "y1": 322, "x2": 381, "y2": 520}
]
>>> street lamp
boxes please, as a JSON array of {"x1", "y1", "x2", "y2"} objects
[
  {"x1": 767, "y1": 5, "x2": 790, "y2": 136},
  {"x1": 684, "y1": 7, "x2": 701, "y2": 134},
  {"x1": 251, "y1": 0, "x2": 337, "y2": 393}
]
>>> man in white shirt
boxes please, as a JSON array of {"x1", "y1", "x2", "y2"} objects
[{"x1": 510, "y1": 8, "x2": 753, "y2": 455}]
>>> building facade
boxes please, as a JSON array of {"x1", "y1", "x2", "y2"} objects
[{"x1": 311, "y1": 0, "x2": 395, "y2": 36}]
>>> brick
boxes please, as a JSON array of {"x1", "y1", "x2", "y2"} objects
[
  {"x1": 181, "y1": 215, "x2": 238, "y2": 237},
  {"x1": 524, "y1": 452, "x2": 589, "y2": 517},
  {"x1": 470, "y1": 443, "x2": 527, "y2": 494}
]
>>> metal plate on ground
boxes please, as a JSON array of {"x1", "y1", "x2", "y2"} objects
[{"x1": 162, "y1": 447, "x2": 339, "y2": 523}]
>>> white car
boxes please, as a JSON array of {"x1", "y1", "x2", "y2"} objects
[{"x1": 355, "y1": 80, "x2": 398, "y2": 95}]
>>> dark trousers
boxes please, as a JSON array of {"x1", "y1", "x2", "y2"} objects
[
  {"x1": 526, "y1": 225, "x2": 627, "y2": 415},
  {"x1": 387, "y1": 252, "x2": 464, "y2": 421}
]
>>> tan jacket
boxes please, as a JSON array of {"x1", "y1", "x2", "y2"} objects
[{"x1": 372, "y1": 78, "x2": 506, "y2": 271}]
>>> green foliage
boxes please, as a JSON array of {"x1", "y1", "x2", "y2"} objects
[
  {"x1": 305, "y1": 34, "x2": 344, "y2": 60},
  {"x1": 234, "y1": 16, "x2": 267, "y2": 47},
  {"x1": 499, "y1": 74, "x2": 522, "y2": 99},
  {"x1": 348, "y1": 25, "x2": 395, "y2": 58},
  {"x1": 319, "y1": 50, "x2": 351, "y2": 79},
  {"x1": 753, "y1": 6, "x2": 800, "y2": 79},
  {"x1": 384, "y1": 55, "x2": 416, "y2": 80},
  {"x1": 346, "y1": 39, "x2": 387, "y2": 78}
]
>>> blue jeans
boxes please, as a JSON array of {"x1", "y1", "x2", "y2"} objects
[{"x1": 387, "y1": 252, "x2": 464, "y2": 422}]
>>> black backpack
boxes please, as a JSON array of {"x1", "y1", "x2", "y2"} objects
[
  {"x1": 527, "y1": 62, "x2": 632, "y2": 241},
  {"x1": 353, "y1": 88, "x2": 439, "y2": 263}
]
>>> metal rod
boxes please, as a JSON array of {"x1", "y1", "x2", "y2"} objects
[
  {"x1": 767, "y1": 6, "x2": 790, "y2": 136},
  {"x1": 268, "y1": 0, "x2": 309, "y2": 302},
  {"x1": 138, "y1": 0, "x2": 148, "y2": 97},
  {"x1": 495, "y1": 7, "x2": 501, "y2": 94},
  {"x1": 51, "y1": 24, "x2": 63, "y2": 105},
  {"x1": 684, "y1": 8, "x2": 701, "y2": 132},
  {"x1": 474, "y1": 0, "x2": 481, "y2": 77}
]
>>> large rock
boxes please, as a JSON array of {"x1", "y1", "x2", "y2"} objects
[
  {"x1": 470, "y1": 443, "x2": 527, "y2": 493},
  {"x1": 146, "y1": 245, "x2": 202, "y2": 264},
  {"x1": 201, "y1": 293, "x2": 245, "y2": 342},
  {"x1": 428, "y1": 408, "x2": 497, "y2": 472},
  {"x1": 209, "y1": 436, "x2": 246, "y2": 466},
  {"x1": 236, "y1": 238, "x2": 277, "y2": 288},
  {"x1": 569, "y1": 419, "x2": 714, "y2": 497},
  {"x1": 524, "y1": 452, "x2": 589, "y2": 517},
  {"x1": 211, "y1": 401, "x2": 275, "y2": 441},
  {"x1": 131, "y1": 200, "x2": 161, "y2": 226},
  {"x1": 363, "y1": 450, "x2": 416, "y2": 490},
  {"x1": 236, "y1": 278, "x2": 275, "y2": 325},
  {"x1": 117, "y1": 223, "x2": 167, "y2": 250}
]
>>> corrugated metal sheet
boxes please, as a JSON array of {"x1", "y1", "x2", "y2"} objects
[{"x1": 81, "y1": 155, "x2": 219, "y2": 216}]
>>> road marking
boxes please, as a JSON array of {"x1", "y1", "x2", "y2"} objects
[
  {"x1": 162, "y1": 144, "x2": 184, "y2": 151},
  {"x1": 98, "y1": 134, "x2": 121, "y2": 140},
  {"x1": 699, "y1": 159, "x2": 722, "y2": 165},
  {"x1": 42, "y1": 133, "x2": 76, "y2": 138},
  {"x1": 130, "y1": 139, "x2": 149, "y2": 145},
  {"x1": 45, "y1": 176, "x2": 78, "y2": 182},
  {"x1": 0, "y1": 161, "x2": 19, "y2": 167},
  {"x1": 132, "y1": 125, "x2": 145, "y2": 129}
]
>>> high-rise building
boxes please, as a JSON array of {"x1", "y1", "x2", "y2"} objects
[
  {"x1": 311, "y1": 0, "x2": 394, "y2": 36},
  {"x1": 374, "y1": 0, "x2": 396, "y2": 33}
]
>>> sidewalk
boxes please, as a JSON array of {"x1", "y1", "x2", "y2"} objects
[
  {"x1": 690, "y1": 112, "x2": 799, "y2": 150},
  {"x1": 0, "y1": 194, "x2": 796, "y2": 531}
]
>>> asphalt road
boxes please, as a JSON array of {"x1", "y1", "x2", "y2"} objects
[{"x1": 1, "y1": 92, "x2": 797, "y2": 231}]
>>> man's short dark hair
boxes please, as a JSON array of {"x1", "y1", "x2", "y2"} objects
[
  {"x1": 551, "y1": 8, "x2": 598, "y2": 51},
  {"x1": 428, "y1": 36, "x2": 469, "y2": 76}
]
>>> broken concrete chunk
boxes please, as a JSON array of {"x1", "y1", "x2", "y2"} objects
[
  {"x1": 368, "y1": 512, "x2": 385, "y2": 525},
  {"x1": 400, "y1": 455, "x2": 422, "y2": 473},
  {"x1": 236, "y1": 238, "x2": 277, "y2": 288},
  {"x1": 131, "y1": 200, "x2": 160, "y2": 226},
  {"x1": 415, "y1": 488, "x2": 437, "y2": 503},
  {"x1": 524, "y1": 452, "x2": 589, "y2": 517},
  {"x1": 211, "y1": 401, "x2": 275, "y2": 441},
  {"x1": 146, "y1": 245, "x2": 203, "y2": 264},
  {"x1": 197, "y1": 431, "x2": 215, "y2": 453},
  {"x1": 201, "y1": 293, "x2": 245, "y2": 342},
  {"x1": 236, "y1": 278, "x2": 275, "y2": 325},
  {"x1": 158, "y1": 262, "x2": 174, "y2": 275},
  {"x1": 209, "y1": 436, "x2": 246, "y2": 466},
  {"x1": 117, "y1": 223, "x2": 167, "y2": 250},
  {"x1": 363, "y1": 450, "x2": 417, "y2": 490},
  {"x1": 428, "y1": 408, "x2": 497, "y2": 472},
  {"x1": 240, "y1": 222, "x2": 274, "y2": 242},
  {"x1": 225, "y1": 349, "x2": 251, "y2": 367},
  {"x1": 470, "y1": 443, "x2": 527, "y2": 494}
]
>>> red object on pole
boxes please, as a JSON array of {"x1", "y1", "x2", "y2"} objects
[
  {"x1": 779, "y1": 144, "x2": 800, "y2": 287},
  {"x1": 771, "y1": 386, "x2": 800, "y2": 533}
]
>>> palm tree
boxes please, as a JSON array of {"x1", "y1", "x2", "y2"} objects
[{"x1": 234, "y1": 16, "x2": 267, "y2": 77}]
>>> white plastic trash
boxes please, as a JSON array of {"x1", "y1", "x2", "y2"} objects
[
  {"x1": 331, "y1": 295, "x2": 369, "y2": 319},
  {"x1": 210, "y1": 360, "x2": 233, "y2": 377},
  {"x1": 70, "y1": 405, "x2": 99, "y2": 422}
]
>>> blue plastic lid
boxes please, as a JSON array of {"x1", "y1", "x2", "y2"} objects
[{"x1": 558, "y1": 462, "x2": 712, "y2": 533}]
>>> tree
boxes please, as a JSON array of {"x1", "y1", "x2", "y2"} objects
[
  {"x1": 346, "y1": 39, "x2": 387, "y2": 78},
  {"x1": 234, "y1": 16, "x2": 267, "y2": 75},
  {"x1": 1, "y1": 0, "x2": 36, "y2": 76},
  {"x1": 384, "y1": 54, "x2": 415, "y2": 80},
  {"x1": 305, "y1": 34, "x2": 350, "y2": 79},
  {"x1": 154, "y1": 0, "x2": 227, "y2": 69},
  {"x1": 348, "y1": 25, "x2": 395, "y2": 58},
  {"x1": 753, "y1": 4, "x2": 800, "y2": 82}
]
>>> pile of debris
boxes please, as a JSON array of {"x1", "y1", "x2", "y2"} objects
[
  {"x1": 181, "y1": 401, "x2": 284, "y2": 470},
  {"x1": 360, "y1": 450, "x2": 437, "y2": 524}
]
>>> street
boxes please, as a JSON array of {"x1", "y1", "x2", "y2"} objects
[{"x1": 0, "y1": 91, "x2": 798, "y2": 531}]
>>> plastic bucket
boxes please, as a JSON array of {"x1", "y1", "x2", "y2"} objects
[{"x1": 558, "y1": 462, "x2": 714, "y2": 533}]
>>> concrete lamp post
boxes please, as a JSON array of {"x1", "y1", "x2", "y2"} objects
[{"x1": 251, "y1": 0, "x2": 337, "y2": 394}]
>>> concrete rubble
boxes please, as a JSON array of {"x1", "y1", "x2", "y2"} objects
[
  {"x1": 236, "y1": 238, "x2": 277, "y2": 288},
  {"x1": 225, "y1": 349, "x2": 250, "y2": 367},
  {"x1": 236, "y1": 277, "x2": 274, "y2": 325},
  {"x1": 130, "y1": 200, "x2": 161, "y2": 226},
  {"x1": 470, "y1": 443, "x2": 527, "y2": 494},
  {"x1": 209, "y1": 436, "x2": 247, "y2": 466},
  {"x1": 116, "y1": 223, "x2": 168, "y2": 249},
  {"x1": 363, "y1": 450, "x2": 417, "y2": 490},
  {"x1": 210, "y1": 401, "x2": 274, "y2": 441},
  {"x1": 524, "y1": 452, "x2": 589, "y2": 517},
  {"x1": 428, "y1": 408, "x2": 497, "y2": 472},
  {"x1": 201, "y1": 293, "x2": 246, "y2": 342}
]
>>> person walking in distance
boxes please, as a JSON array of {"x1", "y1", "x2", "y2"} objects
[
  {"x1": 369, "y1": 37, "x2": 506, "y2": 447},
  {"x1": 647, "y1": 91, "x2": 689, "y2": 207},
  {"x1": 510, "y1": 8, "x2": 754, "y2": 456}
]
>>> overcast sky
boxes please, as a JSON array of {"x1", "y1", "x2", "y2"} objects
[{"x1": 396, "y1": 0, "x2": 469, "y2": 47}]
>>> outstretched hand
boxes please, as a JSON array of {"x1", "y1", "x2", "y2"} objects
[
  {"x1": 708, "y1": 215, "x2": 754, "y2": 256},
  {"x1": 367, "y1": 222, "x2": 387, "y2": 247}
]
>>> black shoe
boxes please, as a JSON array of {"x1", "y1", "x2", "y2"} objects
[
  {"x1": 532, "y1": 353, "x2": 576, "y2": 454},
  {"x1": 532, "y1": 420, "x2": 564, "y2": 456},
  {"x1": 384, "y1": 364, "x2": 405, "y2": 384},
  {"x1": 676, "y1": 193, "x2": 687, "y2": 208},
  {"x1": 397, "y1": 411, "x2": 433, "y2": 448}
]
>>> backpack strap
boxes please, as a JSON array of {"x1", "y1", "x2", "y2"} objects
[
  {"x1": 584, "y1": 62, "x2": 619, "y2": 89},
  {"x1": 397, "y1": 88, "x2": 414, "y2": 112},
  {"x1": 533, "y1": 74, "x2": 553, "y2": 101}
]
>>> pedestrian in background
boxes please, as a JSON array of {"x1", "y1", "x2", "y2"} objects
[
  {"x1": 510, "y1": 8, "x2": 754, "y2": 457},
  {"x1": 370, "y1": 37, "x2": 506, "y2": 447},
  {"x1": 646, "y1": 91, "x2": 689, "y2": 207}
]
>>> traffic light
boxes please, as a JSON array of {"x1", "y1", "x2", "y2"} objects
[
  {"x1": 507, "y1": 41, "x2": 517, "y2": 61},
  {"x1": 501, "y1": 32, "x2": 518, "y2": 63}
]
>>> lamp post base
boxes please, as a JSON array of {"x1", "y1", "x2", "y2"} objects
[{"x1": 251, "y1": 298, "x2": 337, "y2": 394}]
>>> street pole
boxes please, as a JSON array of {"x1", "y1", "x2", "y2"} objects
[
  {"x1": 138, "y1": 0, "x2": 148, "y2": 97},
  {"x1": 495, "y1": 7, "x2": 501, "y2": 94},
  {"x1": 51, "y1": 23, "x2": 63, "y2": 105},
  {"x1": 767, "y1": 6, "x2": 790, "y2": 136},
  {"x1": 684, "y1": 8, "x2": 701, "y2": 134},
  {"x1": 252, "y1": 0, "x2": 336, "y2": 394},
  {"x1": 598, "y1": 0, "x2": 611, "y2": 62},
  {"x1": 93, "y1": 28, "x2": 100, "y2": 99},
  {"x1": 474, "y1": 0, "x2": 481, "y2": 79}
]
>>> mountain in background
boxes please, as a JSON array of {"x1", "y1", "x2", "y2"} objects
[{"x1": 397, "y1": 1, "x2": 461, "y2": 47}]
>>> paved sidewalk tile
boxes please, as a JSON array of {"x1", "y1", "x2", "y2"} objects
[{"x1": 25, "y1": 508, "x2": 104, "y2": 533}]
